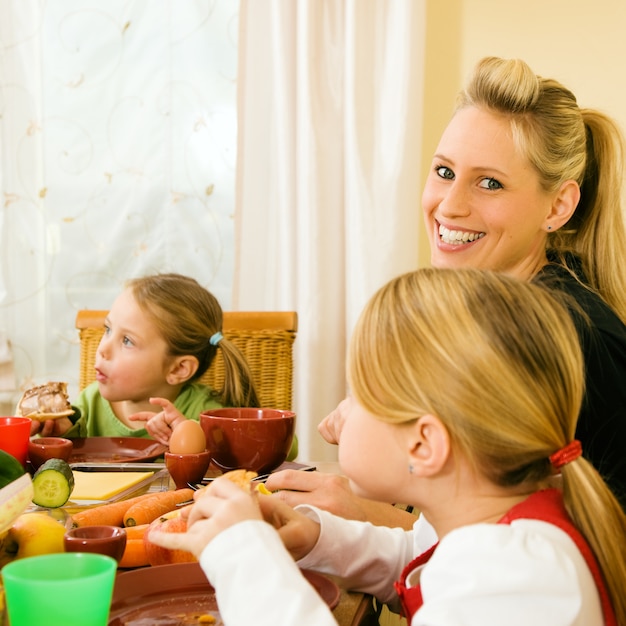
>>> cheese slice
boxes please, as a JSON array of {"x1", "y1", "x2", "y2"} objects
[{"x1": 71, "y1": 471, "x2": 154, "y2": 500}]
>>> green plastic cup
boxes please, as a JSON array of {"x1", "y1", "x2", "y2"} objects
[{"x1": 2, "y1": 552, "x2": 117, "y2": 626}]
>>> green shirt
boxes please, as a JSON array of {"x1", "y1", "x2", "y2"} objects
[{"x1": 64, "y1": 381, "x2": 223, "y2": 438}]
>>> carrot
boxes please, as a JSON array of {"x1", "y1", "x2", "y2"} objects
[
  {"x1": 123, "y1": 488, "x2": 195, "y2": 527},
  {"x1": 71, "y1": 492, "x2": 156, "y2": 528},
  {"x1": 124, "y1": 523, "x2": 150, "y2": 540},
  {"x1": 118, "y1": 538, "x2": 149, "y2": 569}
]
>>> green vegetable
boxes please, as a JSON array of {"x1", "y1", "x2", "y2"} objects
[
  {"x1": 32, "y1": 458, "x2": 74, "y2": 508},
  {"x1": 0, "y1": 449, "x2": 26, "y2": 489}
]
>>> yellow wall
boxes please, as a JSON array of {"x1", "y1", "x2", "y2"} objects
[{"x1": 418, "y1": 0, "x2": 626, "y2": 267}]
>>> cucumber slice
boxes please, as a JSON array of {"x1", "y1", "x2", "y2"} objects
[
  {"x1": 0, "y1": 449, "x2": 26, "y2": 489},
  {"x1": 32, "y1": 458, "x2": 75, "y2": 508}
]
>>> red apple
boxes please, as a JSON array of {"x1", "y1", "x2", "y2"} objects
[{"x1": 143, "y1": 513, "x2": 197, "y2": 566}]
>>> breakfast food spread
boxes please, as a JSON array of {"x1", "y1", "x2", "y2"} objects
[{"x1": 15, "y1": 381, "x2": 74, "y2": 421}]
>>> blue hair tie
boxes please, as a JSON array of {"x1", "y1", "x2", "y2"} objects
[{"x1": 209, "y1": 331, "x2": 223, "y2": 346}]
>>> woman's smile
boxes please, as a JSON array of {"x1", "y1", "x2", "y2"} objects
[{"x1": 436, "y1": 221, "x2": 486, "y2": 247}]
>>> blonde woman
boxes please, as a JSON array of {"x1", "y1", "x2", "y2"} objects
[
  {"x1": 152, "y1": 269, "x2": 626, "y2": 625},
  {"x1": 268, "y1": 55, "x2": 626, "y2": 518}
]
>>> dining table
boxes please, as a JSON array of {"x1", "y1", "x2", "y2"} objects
[
  {"x1": 141, "y1": 459, "x2": 377, "y2": 626},
  {"x1": 5, "y1": 457, "x2": 376, "y2": 626}
]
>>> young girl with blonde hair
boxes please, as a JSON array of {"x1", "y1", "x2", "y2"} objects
[{"x1": 152, "y1": 268, "x2": 626, "y2": 625}]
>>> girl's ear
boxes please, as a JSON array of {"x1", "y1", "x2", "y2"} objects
[
  {"x1": 546, "y1": 179, "x2": 580, "y2": 231},
  {"x1": 166, "y1": 355, "x2": 199, "y2": 385},
  {"x1": 407, "y1": 414, "x2": 450, "y2": 477}
]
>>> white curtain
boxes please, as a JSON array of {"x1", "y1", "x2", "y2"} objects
[
  {"x1": 0, "y1": 0, "x2": 239, "y2": 408},
  {"x1": 0, "y1": 0, "x2": 427, "y2": 463},
  {"x1": 234, "y1": 0, "x2": 426, "y2": 461}
]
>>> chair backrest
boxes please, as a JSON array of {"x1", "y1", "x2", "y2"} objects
[{"x1": 75, "y1": 310, "x2": 298, "y2": 410}]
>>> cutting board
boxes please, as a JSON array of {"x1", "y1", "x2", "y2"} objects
[{"x1": 71, "y1": 471, "x2": 155, "y2": 500}]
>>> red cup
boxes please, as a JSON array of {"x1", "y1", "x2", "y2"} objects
[{"x1": 0, "y1": 417, "x2": 32, "y2": 468}]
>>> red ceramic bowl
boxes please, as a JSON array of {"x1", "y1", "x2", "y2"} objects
[
  {"x1": 28, "y1": 437, "x2": 74, "y2": 471},
  {"x1": 64, "y1": 525, "x2": 127, "y2": 563},
  {"x1": 165, "y1": 450, "x2": 212, "y2": 490},
  {"x1": 200, "y1": 408, "x2": 296, "y2": 474}
]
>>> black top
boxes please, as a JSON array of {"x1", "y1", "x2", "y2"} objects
[{"x1": 535, "y1": 254, "x2": 626, "y2": 507}]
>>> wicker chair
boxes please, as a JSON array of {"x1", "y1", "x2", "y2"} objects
[{"x1": 75, "y1": 310, "x2": 298, "y2": 410}]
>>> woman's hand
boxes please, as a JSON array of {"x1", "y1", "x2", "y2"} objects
[{"x1": 128, "y1": 397, "x2": 186, "y2": 444}]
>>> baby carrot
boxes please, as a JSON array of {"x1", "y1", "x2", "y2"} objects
[
  {"x1": 123, "y1": 488, "x2": 195, "y2": 527},
  {"x1": 118, "y1": 538, "x2": 149, "y2": 569},
  {"x1": 70, "y1": 492, "x2": 156, "y2": 528}
]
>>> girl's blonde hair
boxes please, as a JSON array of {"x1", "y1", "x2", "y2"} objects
[
  {"x1": 348, "y1": 268, "x2": 626, "y2": 621},
  {"x1": 458, "y1": 56, "x2": 626, "y2": 323},
  {"x1": 127, "y1": 273, "x2": 259, "y2": 408}
]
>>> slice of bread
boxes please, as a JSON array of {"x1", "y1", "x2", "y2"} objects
[
  {"x1": 16, "y1": 382, "x2": 74, "y2": 421},
  {"x1": 221, "y1": 469, "x2": 259, "y2": 492}
]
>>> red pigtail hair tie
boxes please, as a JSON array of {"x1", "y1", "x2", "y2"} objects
[{"x1": 549, "y1": 440, "x2": 582, "y2": 470}]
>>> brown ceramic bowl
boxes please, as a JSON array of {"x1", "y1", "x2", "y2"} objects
[
  {"x1": 28, "y1": 436, "x2": 74, "y2": 471},
  {"x1": 64, "y1": 525, "x2": 127, "y2": 563},
  {"x1": 200, "y1": 408, "x2": 296, "y2": 474},
  {"x1": 165, "y1": 450, "x2": 212, "y2": 490}
]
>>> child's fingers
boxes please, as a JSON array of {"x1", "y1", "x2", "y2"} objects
[
  {"x1": 258, "y1": 492, "x2": 297, "y2": 526},
  {"x1": 149, "y1": 397, "x2": 174, "y2": 410},
  {"x1": 148, "y1": 529, "x2": 192, "y2": 552}
]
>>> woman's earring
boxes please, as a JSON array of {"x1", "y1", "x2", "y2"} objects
[
  {"x1": 547, "y1": 225, "x2": 552, "y2": 231},
  {"x1": 408, "y1": 464, "x2": 414, "y2": 474}
]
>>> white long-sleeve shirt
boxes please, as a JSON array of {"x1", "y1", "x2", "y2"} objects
[{"x1": 199, "y1": 506, "x2": 603, "y2": 626}]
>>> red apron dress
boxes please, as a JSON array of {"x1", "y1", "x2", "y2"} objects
[{"x1": 393, "y1": 489, "x2": 616, "y2": 625}]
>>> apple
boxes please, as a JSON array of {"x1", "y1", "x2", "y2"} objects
[
  {"x1": 144, "y1": 513, "x2": 197, "y2": 566},
  {"x1": 0, "y1": 512, "x2": 66, "y2": 568}
]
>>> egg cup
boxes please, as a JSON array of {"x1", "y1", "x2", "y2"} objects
[
  {"x1": 27, "y1": 436, "x2": 74, "y2": 472},
  {"x1": 63, "y1": 525, "x2": 127, "y2": 563},
  {"x1": 165, "y1": 450, "x2": 212, "y2": 490}
]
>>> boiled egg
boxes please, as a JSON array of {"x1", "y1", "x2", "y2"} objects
[{"x1": 169, "y1": 420, "x2": 207, "y2": 454}]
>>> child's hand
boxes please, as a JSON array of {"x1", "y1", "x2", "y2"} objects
[
  {"x1": 148, "y1": 476, "x2": 263, "y2": 558},
  {"x1": 317, "y1": 397, "x2": 350, "y2": 445},
  {"x1": 128, "y1": 397, "x2": 186, "y2": 445},
  {"x1": 29, "y1": 417, "x2": 72, "y2": 438},
  {"x1": 257, "y1": 490, "x2": 321, "y2": 561}
]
